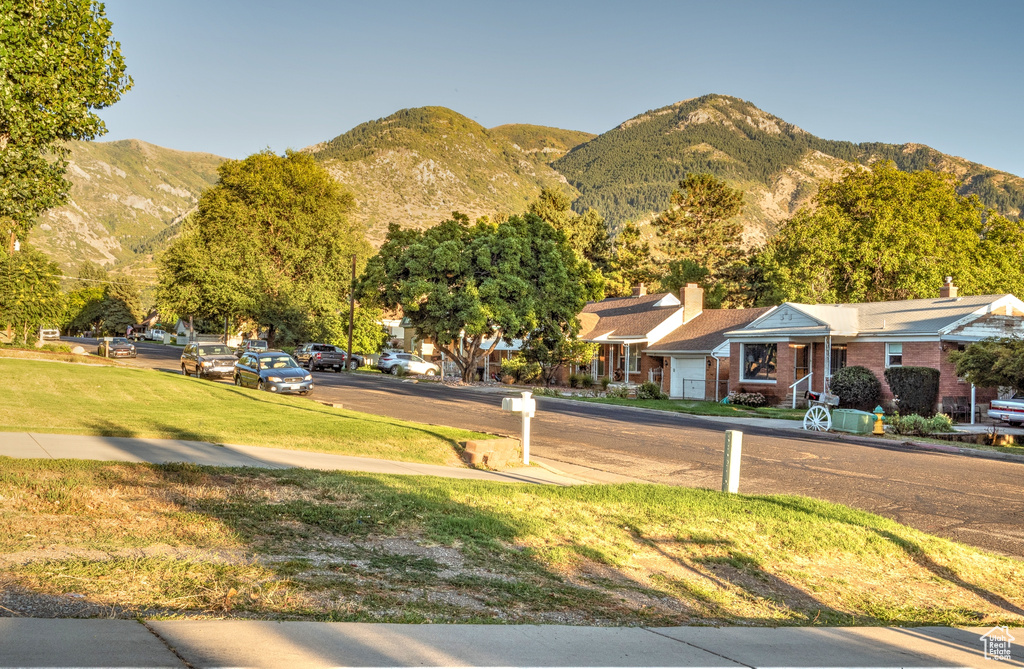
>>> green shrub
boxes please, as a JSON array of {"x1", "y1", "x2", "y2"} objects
[
  {"x1": 636, "y1": 381, "x2": 666, "y2": 400},
  {"x1": 500, "y1": 356, "x2": 542, "y2": 384},
  {"x1": 884, "y1": 366, "x2": 940, "y2": 417},
  {"x1": 830, "y1": 365, "x2": 882, "y2": 411},
  {"x1": 727, "y1": 391, "x2": 767, "y2": 407},
  {"x1": 888, "y1": 413, "x2": 955, "y2": 436},
  {"x1": 579, "y1": 374, "x2": 595, "y2": 389},
  {"x1": 606, "y1": 385, "x2": 629, "y2": 398},
  {"x1": 600, "y1": 376, "x2": 612, "y2": 390}
]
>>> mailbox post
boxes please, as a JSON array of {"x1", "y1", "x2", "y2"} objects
[{"x1": 501, "y1": 390, "x2": 537, "y2": 464}]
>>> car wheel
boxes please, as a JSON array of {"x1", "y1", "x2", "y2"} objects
[
  {"x1": 349, "y1": 360, "x2": 358, "y2": 370},
  {"x1": 426, "y1": 369, "x2": 437, "y2": 376},
  {"x1": 181, "y1": 364, "x2": 189, "y2": 376},
  {"x1": 234, "y1": 375, "x2": 242, "y2": 387},
  {"x1": 1009, "y1": 421, "x2": 1022, "y2": 427},
  {"x1": 390, "y1": 366, "x2": 399, "y2": 375},
  {"x1": 258, "y1": 380, "x2": 266, "y2": 392}
]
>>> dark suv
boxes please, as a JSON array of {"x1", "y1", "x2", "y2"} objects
[
  {"x1": 181, "y1": 342, "x2": 237, "y2": 379},
  {"x1": 234, "y1": 351, "x2": 313, "y2": 394}
]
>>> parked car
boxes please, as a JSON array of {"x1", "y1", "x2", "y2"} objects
[
  {"x1": 146, "y1": 328, "x2": 166, "y2": 341},
  {"x1": 295, "y1": 343, "x2": 347, "y2": 372},
  {"x1": 181, "y1": 342, "x2": 237, "y2": 379},
  {"x1": 97, "y1": 337, "x2": 137, "y2": 358},
  {"x1": 38, "y1": 328, "x2": 60, "y2": 341},
  {"x1": 988, "y1": 394, "x2": 1024, "y2": 427},
  {"x1": 235, "y1": 339, "x2": 269, "y2": 357},
  {"x1": 376, "y1": 352, "x2": 440, "y2": 376},
  {"x1": 234, "y1": 351, "x2": 313, "y2": 394}
]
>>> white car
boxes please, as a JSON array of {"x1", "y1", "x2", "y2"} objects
[
  {"x1": 988, "y1": 394, "x2": 1024, "y2": 427},
  {"x1": 147, "y1": 329, "x2": 166, "y2": 341},
  {"x1": 377, "y1": 352, "x2": 441, "y2": 376},
  {"x1": 38, "y1": 328, "x2": 60, "y2": 340}
]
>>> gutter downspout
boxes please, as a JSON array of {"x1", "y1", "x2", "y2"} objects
[{"x1": 711, "y1": 352, "x2": 722, "y2": 401}]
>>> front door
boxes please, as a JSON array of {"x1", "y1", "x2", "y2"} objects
[{"x1": 794, "y1": 345, "x2": 810, "y2": 384}]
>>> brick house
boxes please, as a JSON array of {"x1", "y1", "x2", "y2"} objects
[
  {"x1": 575, "y1": 283, "x2": 766, "y2": 398},
  {"x1": 644, "y1": 305, "x2": 773, "y2": 400},
  {"x1": 725, "y1": 280, "x2": 1024, "y2": 412}
]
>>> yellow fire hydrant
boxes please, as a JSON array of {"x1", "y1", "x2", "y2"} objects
[{"x1": 873, "y1": 405, "x2": 885, "y2": 435}]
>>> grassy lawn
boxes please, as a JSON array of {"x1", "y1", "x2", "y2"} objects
[
  {"x1": 0, "y1": 358, "x2": 490, "y2": 466},
  {"x1": 571, "y1": 396, "x2": 807, "y2": 421},
  {"x1": 0, "y1": 458, "x2": 1020, "y2": 626},
  {"x1": 881, "y1": 432, "x2": 1024, "y2": 458}
]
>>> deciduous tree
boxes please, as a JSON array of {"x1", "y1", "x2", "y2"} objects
[
  {"x1": 0, "y1": 246, "x2": 64, "y2": 343},
  {"x1": 951, "y1": 338, "x2": 1024, "y2": 395},
  {"x1": 359, "y1": 212, "x2": 602, "y2": 381},
  {"x1": 157, "y1": 151, "x2": 371, "y2": 346},
  {"x1": 1, "y1": 0, "x2": 132, "y2": 243},
  {"x1": 753, "y1": 162, "x2": 1024, "y2": 304}
]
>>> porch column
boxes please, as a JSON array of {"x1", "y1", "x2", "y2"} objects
[
  {"x1": 624, "y1": 342, "x2": 630, "y2": 383},
  {"x1": 823, "y1": 335, "x2": 832, "y2": 393}
]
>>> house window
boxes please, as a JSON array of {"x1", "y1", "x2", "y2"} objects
[
  {"x1": 886, "y1": 343, "x2": 903, "y2": 368},
  {"x1": 830, "y1": 345, "x2": 847, "y2": 374},
  {"x1": 741, "y1": 343, "x2": 777, "y2": 381}
]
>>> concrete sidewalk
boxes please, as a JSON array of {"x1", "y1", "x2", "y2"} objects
[
  {"x1": 0, "y1": 431, "x2": 587, "y2": 485},
  {"x1": 0, "y1": 619, "x2": 1018, "y2": 668}
]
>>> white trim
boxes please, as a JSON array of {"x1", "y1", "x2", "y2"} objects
[
  {"x1": 652, "y1": 293, "x2": 681, "y2": 307},
  {"x1": 737, "y1": 379, "x2": 778, "y2": 385},
  {"x1": 645, "y1": 308, "x2": 685, "y2": 345},
  {"x1": 854, "y1": 335, "x2": 939, "y2": 342}
]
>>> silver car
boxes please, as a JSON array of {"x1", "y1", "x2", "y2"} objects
[{"x1": 377, "y1": 352, "x2": 441, "y2": 376}]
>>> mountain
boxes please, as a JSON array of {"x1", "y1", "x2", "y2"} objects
[
  {"x1": 304, "y1": 107, "x2": 584, "y2": 244},
  {"x1": 29, "y1": 97, "x2": 1024, "y2": 277},
  {"x1": 30, "y1": 139, "x2": 225, "y2": 275},
  {"x1": 553, "y1": 94, "x2": 1024, "y2": 244}
]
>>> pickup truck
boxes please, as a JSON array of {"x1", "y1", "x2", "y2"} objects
[
  {"x1": 988, "y1": 395, "x2": 1024, "y2": 427},
  {"x1": 295, "y1": 343, "x2": 347, "y2": 372}
]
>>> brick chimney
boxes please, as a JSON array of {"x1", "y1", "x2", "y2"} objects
[
  {"x1": 631, "y1": 283, "x2": 647, "y2": 297},
  {"x1": 681, "y1": 283, "x2": 704, "y2": 323},
  {"x1": 940, "y1": 276, "x2": 958, "y2": 299}
]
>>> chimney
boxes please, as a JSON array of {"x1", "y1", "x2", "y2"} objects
[
  {"x1": 940, "y1": 276, "x2": 957, "y2": 299},
  {"x1": 632, "y1": 283, "x2": 647, "y2": 297},
  {"x1": 681, "y1": 283, "x2": 704, "y2": 323}
]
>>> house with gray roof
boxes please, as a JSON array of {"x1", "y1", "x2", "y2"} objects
[{"x1": 725, "y1": 279, "x2": 1024, "y2": 411}]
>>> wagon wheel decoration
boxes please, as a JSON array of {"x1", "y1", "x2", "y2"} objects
[{"x1": 803, "y1": 405, "x2": 832, "y2": 431}]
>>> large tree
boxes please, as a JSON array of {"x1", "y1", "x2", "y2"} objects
[
  {"x1": 0, "y1": 246, "x2": 64, "y2": 343},
  {"x1": 1, "y1": 0, "x2": 132, "y2": 243},
  {"x1": 528, "y1": 188, "x2": 611, "y2": 269},
  {"x1": 359, "y1": 212, "x2": 602, "y2": 381},
  {"x1": 652, "y1": 173, "x2": 745, "y2": 278},
  {"x1": 603, "y1": 223, "x2": 658, "y2": 297},
  {"x1": 753, "y1": 162, "x2": 1024, "y2": 304},
  {"x1": 157, "y1": 150, "x2": 371, "y2": 346}
]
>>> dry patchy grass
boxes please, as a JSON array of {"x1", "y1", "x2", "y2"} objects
[{"x1": 1, "y1": 458, "x2": 1021, "y2": 626}]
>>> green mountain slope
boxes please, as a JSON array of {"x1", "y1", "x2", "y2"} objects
[
  {"x1": 553, "y1": 94, "x2": 1024, "y2": 242},
  {"x1": 305, "y1": 107, "x2": 583, "y2": 244},
  {"x1": 30, "y1": 139, "x2": 225, "y2": 274}
]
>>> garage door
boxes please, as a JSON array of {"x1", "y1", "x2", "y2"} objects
[{"x1": 670, "y1": 357, "x2": 705, "y2": 400}]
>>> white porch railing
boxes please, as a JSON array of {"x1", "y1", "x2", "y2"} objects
[{"x1": 790, "y1": 373, "x2": 812, "y2": 409}]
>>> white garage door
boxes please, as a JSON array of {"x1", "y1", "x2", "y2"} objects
[{"x1": 670, "y1": 357, "x2": 706, "y2": 400}]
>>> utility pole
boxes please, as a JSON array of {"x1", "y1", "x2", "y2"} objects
[{"x1": 346, "y1": 254, "x2": 356, "y2": 370}]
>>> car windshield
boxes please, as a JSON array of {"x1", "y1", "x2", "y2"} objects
[
  {"x1": 260, "y1": 354, "x2": 299, "y2": 369},
  {"x1": 251, "y1": 340, "x2": 268, "y2": 348},
  {"x1": 199, "y1": 345, "x2": 231, "y2": 356},
  {"x1": 112, "y1": 338, "x2": 129, "y2": 344}
]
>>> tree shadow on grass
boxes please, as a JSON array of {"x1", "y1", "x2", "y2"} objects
[{"x1": 765, "y1": 496, "x2": 1024, "y2": 618}]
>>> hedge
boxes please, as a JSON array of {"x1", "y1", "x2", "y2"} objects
[
  {"x1": 884, "y1": 366, "x2": 940, "y2": 417},
  {"x1": 830, "y1": 365, "x2": 882, "y2": 411}
]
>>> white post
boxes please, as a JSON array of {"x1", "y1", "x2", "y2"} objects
[
  {"x1": 971, "y1": 384, "x2": 977, "y2": 425},
  {"x1": 624, "y1": 343, "x2": 630, "y2": 384},
  {"x1": 521, "y1": 390, "x2": 532, "y2": 465},
  {"x1": 722, "y1": 430, "x2": 742, "y2": 494}
]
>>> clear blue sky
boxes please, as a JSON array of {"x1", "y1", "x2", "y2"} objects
[{"x1": 97, "y1": 0, "x2": 1024, "y2": 177}]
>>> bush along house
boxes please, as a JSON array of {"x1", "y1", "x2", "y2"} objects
[
  {"x1": 725, "y1": 279, "x2": 1024, "y2": 415},
  {"x1": 576, "y1": 283, "x2": 769, "y2": 399}
]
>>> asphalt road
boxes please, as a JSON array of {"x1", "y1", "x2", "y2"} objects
[{"x1": 68, "y1": 338, "x2": 1024, "y2": 558}]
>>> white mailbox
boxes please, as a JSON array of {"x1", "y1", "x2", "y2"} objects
[
  {"x1": 501, "y1": 396, "x2": 536, "y2": 418},
  {"x1": 501, "y1": 390, "x2": 537, "y2": 464}
]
